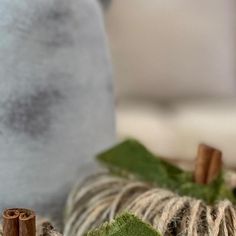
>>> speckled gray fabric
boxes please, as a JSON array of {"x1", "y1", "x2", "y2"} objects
[
  {"x1": 0, "y1": 0, "x2": 115, "y2": 221},
  {"x1": 99, "y1": 0, "x2": 112, "y2": 9}
]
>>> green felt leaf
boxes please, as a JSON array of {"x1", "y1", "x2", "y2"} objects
[
  {"x1": 97, "y1": 139, "x2": 236, "y2": 204},
  {"x1": 86, "y1": 213, "x2": 161, "y2": 236}
]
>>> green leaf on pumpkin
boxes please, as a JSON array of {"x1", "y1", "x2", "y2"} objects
[
  {"x1": 97, "y1": 139, "x2": 235, "y2": 204},
  {"x1": 86, "y1": 213, "x2": 161, "y2": 236}
]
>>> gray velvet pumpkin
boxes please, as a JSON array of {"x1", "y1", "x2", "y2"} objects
[{"x1": 0, "y1": 0, "x2": 115, "y2": 220}]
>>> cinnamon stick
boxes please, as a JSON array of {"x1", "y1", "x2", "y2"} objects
[
  {"x1": 3, "y1": 209, "x2": 20, "y2": 236},
  {"x1": 194, "y1": 143, "x2": 214, "y2": 184},
  {"x1": 206, "y1": 149, "x2": 222, "y2": 184},
  {"x1": 19, "y1": 209, "x2": 36, "y2": 236}
]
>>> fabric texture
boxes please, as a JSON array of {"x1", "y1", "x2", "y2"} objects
[
  {"x1": 64, "y1": 173, "x2": 236, "y2": 236},
  {"x1": 0, "y1": 0, "x2": 115, "y2": 220}
]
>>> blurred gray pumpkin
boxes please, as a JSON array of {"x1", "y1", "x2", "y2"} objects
[{"x1": 0, "y1": 0, "x2": 115, "y2": 220}]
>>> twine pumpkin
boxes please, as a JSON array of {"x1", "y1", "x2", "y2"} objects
[{"x1": 64, "y1": 172, "x2": 236, "y2": 236}]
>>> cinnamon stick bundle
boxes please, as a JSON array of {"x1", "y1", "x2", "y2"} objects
[
  {"x1": 3, "y1": 209, "x2": 20, "y2": 236},
  {"x1": 19, "y1": 209, "x2": 36, "y2": 236},
  {"x1": 206, "y1": 149, "x2": 222, "y2": 184},
  {"x1": 194, "y1": 143, "x2": 222, "y2": 185},
  {"x1": 3, "y1": 208, "x2": 36, "y2": 236}
]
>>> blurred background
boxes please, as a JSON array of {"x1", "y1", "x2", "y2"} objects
[{"x1": 101, "y1": 0, "x2": 236, "y2": 167}]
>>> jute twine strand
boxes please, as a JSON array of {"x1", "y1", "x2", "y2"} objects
[{"x1": 64, "y1": 173, "x2": 236, "y2": 236}]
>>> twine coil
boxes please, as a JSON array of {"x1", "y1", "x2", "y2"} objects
[
  {"x1": 64, "y1": 173, "x2": 236, "y2": 236},
  {"x1": 1, "y1": 172, "x2": 235, "y2": 235}
]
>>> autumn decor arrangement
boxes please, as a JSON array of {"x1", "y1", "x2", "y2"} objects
[
  {"x1": 64, "y1": 140, "x2": 236, "y2": 236},
  {"x1": 2, "y1": 139, "x2": 236, "y2": 235}
]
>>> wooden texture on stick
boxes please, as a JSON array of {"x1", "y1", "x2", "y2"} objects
[
  {"x1": 194, "y1": 143, "x2": 223, "y2": 185},
  {"x1": 19, "y1": 209, "x2": 36, "y2": 236},
  {"x1": 194, "y1": 144, "x2": 214, "y2": 184},
  {"x1": 206, "y1": 149, "x2": 222, "y2": 184},
  {"x1": 3, "y1": 209, "x2": 20, "y2": 236},
  {"x1": 2, "y1": 208, "x2": 36, "y2": 236}
]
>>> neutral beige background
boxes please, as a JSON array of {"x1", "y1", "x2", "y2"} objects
[
  {"x1": 104, "y1": 0, "x2": 236, "y2": 166},
  {"x1": 105, "y1": 0, "x2": 236, "y2": 100}
]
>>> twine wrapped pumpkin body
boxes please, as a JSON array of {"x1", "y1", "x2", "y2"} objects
[
  {"x1": 64, "y1": 174, "x2": 236, "y2": 236},
  {"x1": 64, "y1": 141, "x2": 236, "y2": 236}
]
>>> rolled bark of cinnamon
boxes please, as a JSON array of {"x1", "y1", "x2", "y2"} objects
[
  {"x1": 19, "y1": 209, "x2": 36, "y2": 236},
  {"x1": 206, "y1": 149, "x2": 222, "y2": 184},
  {"x1": 194, "y1": 143, "x2": 214, "y2": 184},
  {"x1": 3, "y1": 209, "x2": 20, "y2": 236}
]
